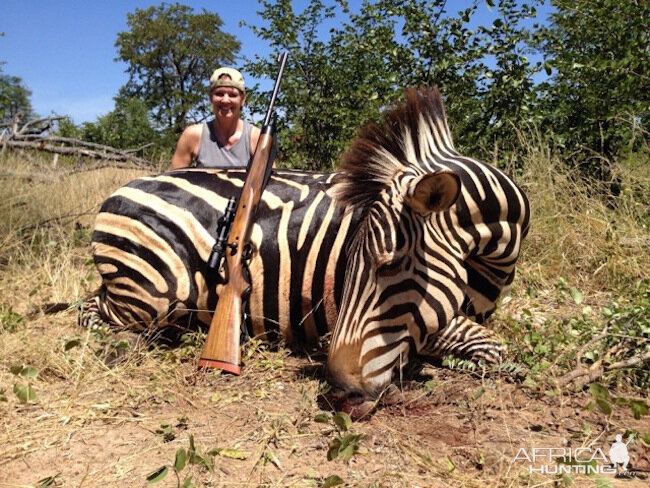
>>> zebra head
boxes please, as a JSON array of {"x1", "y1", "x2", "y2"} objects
[{"x1": 327, "y1": 88, "x2": 468, "y2": 399}]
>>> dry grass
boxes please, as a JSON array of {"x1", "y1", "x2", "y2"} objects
[
  {"x1": 0, "y1": 148, "x2": 648, "y2": 487},
  {"x1": 515, "y1": 134, "x2": 649, "y2": 293},
  {"x1": 0, "y1": 154, "x2": 152, "y2": 306}
]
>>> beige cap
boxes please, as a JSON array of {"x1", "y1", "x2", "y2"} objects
[{"x1": 209, "y1": 67, "x2": 245, "y2": 93}]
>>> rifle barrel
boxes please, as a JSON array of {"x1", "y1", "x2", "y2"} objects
[{"x1": 263, "y1": 52, "x2": 289, "y2": 127}]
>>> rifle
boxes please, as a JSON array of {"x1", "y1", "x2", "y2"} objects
[{"x1": 198, "y1": 52, "x2": 289, "y2": 373}]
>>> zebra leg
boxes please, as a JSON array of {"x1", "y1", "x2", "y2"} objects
[
  {"x1": 421, "y1": 315, "x2": 504, "y2": 364},
  {"x1": 78, "y1": 284, "x2": 157, "y2": 332},
  {"x1": 78, "y1": 285, "x2": 139, "y2": 331},
  {"x1": 78, "y1": 294, "x2": 110, "y2": 330}
]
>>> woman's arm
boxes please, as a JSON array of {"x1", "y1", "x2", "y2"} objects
[{"x1": 171, "y1": 124, "x2": 202, "y2": 169}]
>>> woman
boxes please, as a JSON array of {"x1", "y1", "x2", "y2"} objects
[{"x1": 171, "y1": 67, "x2": 260, "y2": 168}]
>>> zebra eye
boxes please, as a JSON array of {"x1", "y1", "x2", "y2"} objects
[{"x1": 377, "y1": 256, "x2": 403, "y2": 277}]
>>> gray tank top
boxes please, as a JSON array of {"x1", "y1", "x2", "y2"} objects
[{"x1": 196, "y1": 119, "x2": 253, "y2": 167}]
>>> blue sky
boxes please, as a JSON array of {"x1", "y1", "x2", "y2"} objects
[
  {"x1": 2, "y1": 1, "x2": 549, "y2": 124},
  {"x1": 2, "y1": 0, "x2": 283, "y2": 123}
]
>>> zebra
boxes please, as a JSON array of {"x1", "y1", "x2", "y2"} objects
[{"x1": 81, "y1": 87, "x2": 529, "y2": 401}]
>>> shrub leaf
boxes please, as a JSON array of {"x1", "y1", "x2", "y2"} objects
[
  {"x1": 146, "y1": 466, "x2": 168, "y2": 483},
  {"x1": 174, "y1": 448, "x2": 187, "y2": 472},
  {"x1": 13, "y1": 383, "x2": 37, "y2": 403},
  {"x1": 321, "y1": 475, "x2": 344, "y2": 487}
]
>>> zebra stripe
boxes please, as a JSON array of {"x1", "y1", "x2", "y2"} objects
[
  {"x1": 82, "y1": 88, "x2": 529, "y2": 399},
  {"x1": 325, "y1": 88, "x2": 529, "y2": 395}
]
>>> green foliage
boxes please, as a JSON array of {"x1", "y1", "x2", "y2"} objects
[
  {"x1": 598, "y1": 280, "x2": 650, "y2": 387},
  {"x1": 53, "y1": 99, "x2": 167, "y2": 160},
  {"x1": 587, "y1": 382, "x2": 648, "y2": 420},
  {"x1": 630, "y1": 400, "x2": 649, "y2": 420},
  {"x1": 186, "y1": 434, "x2": 214, "y2": 471},
  {"x1": 245, "y1": 0, "x2": 647, "y2": 172},
  {"x1": 55, "y1": 116, "x2": 82, "y2": 139},
  {"x1": 115, "y1": 2, "x2": 240, "y2": 135},
  {"x1": 245, "y1": 0, "x2": 541, "y2": 170},
  {"x1": 504, "y1": 279, "x2": 650, "y2": 389},
  {"x1": 244, "y1": 0, "x2": 357, "y2": 170},
  {"x1": 393, "y1": 0, "x2": 540, "y2": 157},
  {"x1": 444, "y1": 454, "x2": 456, "y2": 472},
  {"x1": 6, "y1": 0, "x2": 647, "y2": 175},
  {"x1": 0, "y1": 304, "x2": 24, "y2": 333},
  {"x1": 63, "y1": 337, "x2": 82, "y2": 352},
  {"x1": 536, "y1": 0, "x2": 650, "y2": 168},
  {"x1": 440, "y1": 354, "x2": 524, "y2": 379},
  {"x1": 244, "y1": 0, "x2": 420, "y2": 170},
  {"x1": 594, "y1": 477, "x2": 615, "y2": 488},
  {"x1": 588, "y1": 382, "x2": 613, "y2": 415},
  {"x1": 442, "y1": 356, "x2": 484, "y2": 373},
  {"x1": 314, "y1": 411, "x2": 364, "y2": 463},
  {"x1": 146, "y1": 465, "x2": 168, "y2": 484},
  {"x1": 80, "y1": 97, "x2": 158, "y2": 150},
  {"x1": 10, "y1": 364, "x2": 38, "y2": 378},
  {"x1": 13, "y1": 383, "x2": 37, "y2": 403},
  {"x1": 209, "y1": 447, "x2": 250, "y2": 460},
  {"x1": 558, "y1": 280, "x2": 650, "y2": 388},
  {"x1": 320, "y1": 475, "x2": 344, "y2": 488},
  {"x1": 155, "y1": 422, "x2": 177, "y2": 443},
  {"x1": 175, "y1": 332, "x2": 206, "y2": 362},
  {"x1": 148, "y1": 433, "x2": 251, "y2": 486},
  {"x1": 10, "y1": 364, "x2": 39, "y2": 403},
  {"x1": 0, "y1": 69, "x2": 35, "y2": 125},
  {"x1": 174, "y1": 447, "x2": 187, "y2": 472},
  {"x1": 89, "y1": 326, "x2": 132, "y2": 365}
]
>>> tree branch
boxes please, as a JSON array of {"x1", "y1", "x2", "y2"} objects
[
  {"x1": 4, "y1": 139, "x2": 152, "y2": 167},
  {"x1": 2, "y1": 118, "x2": 156, "y2": 167},
  {"x1": 17, "y1": 116, "x2": 66, "y2": 135},
  {"x1": 556, "y1": 350, "x2": 650, "y2": 388},
  {"x1": 575, "y1": 326, "x2": 609, "y2": 367}
]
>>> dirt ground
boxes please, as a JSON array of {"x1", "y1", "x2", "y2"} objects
[
  {"x1": 1, "y1": 313, "x2": 648, "y2": 488},
  {"x1": 1, "y1": 156, "x2": 648, "y2": 487}
]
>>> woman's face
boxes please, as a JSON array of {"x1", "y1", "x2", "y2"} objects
[{"x1": 210, "y1": 86, "x2": 245, "y2": 120}]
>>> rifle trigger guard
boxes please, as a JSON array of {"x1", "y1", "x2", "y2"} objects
[{"x1": 242, "y1": 243, "x2": 255, "y2": 262}]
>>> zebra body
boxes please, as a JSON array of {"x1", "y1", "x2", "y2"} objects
[
  {"x1": 89, "y1": 169, "x2": 355, "y2": 344},
  {"x1": 83, "y1": 88, "x2": 529, "y2": 398}
]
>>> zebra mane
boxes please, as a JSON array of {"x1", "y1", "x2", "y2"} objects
[{"x1": 332, "y1": 87, "x2": 455, "y2": 210}]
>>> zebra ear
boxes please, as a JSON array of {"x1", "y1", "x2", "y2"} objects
[{"x1": 403, "y1": 171, "x2": 461, "y2": 215}]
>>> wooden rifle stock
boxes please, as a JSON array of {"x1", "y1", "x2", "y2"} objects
[
  {"x1": 198, "y1": 129, "x2": 275, "y2": 373},
  {"x1": 198, "y1": 52, "x2": 288, "y2": 373}
]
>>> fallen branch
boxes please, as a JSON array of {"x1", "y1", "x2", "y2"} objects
[
  {"x1": 4, "y1": 139, "x2": 151, "y2": 167},
  {"x1": 575, "y1": 326, "x2": 609, "y2": 366},
  {"x1": 1, "y1": 117, "x2": 156, "y2": 168},
  {"x1": 123, "y1": 142, "x2": 154, "y2": 154},
  {"x1": 557, "y1": 350, "x2": 650, "y2": 388},
  {"x1": 16, "y1": 116, "x2": 66, "y2": 136},
  {"x1": 12, "y1": 133, "x2": 150, "y2": 155}
]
